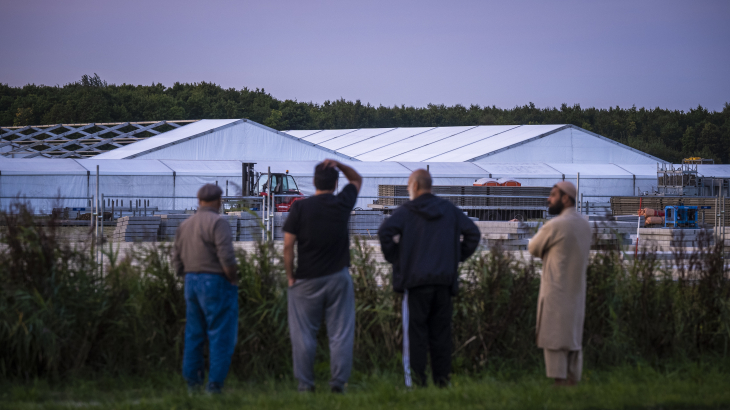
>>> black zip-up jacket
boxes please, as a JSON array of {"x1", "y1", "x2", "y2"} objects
[{"x1": 377, "y1": 193, "x2": 481, "y2": 295}]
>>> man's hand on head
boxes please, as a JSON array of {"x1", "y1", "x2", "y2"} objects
[{"x1": 321, "y1": 159, "x2": 339, "y2": 170}]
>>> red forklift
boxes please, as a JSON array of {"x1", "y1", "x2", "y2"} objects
[{"x1": 253, "y1": 170, "x2": 305, "y2": 212}]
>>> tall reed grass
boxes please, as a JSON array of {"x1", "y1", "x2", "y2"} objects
[{"x1": 1, "y1": 203, "x2": 729, "y2": 381}]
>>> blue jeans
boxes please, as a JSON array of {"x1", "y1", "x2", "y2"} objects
[{"x1": 182, "y1": 273, "x2": 238, "y2": 391}]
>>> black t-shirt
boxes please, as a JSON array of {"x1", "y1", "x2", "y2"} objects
[{"x1": 283, "y1": 183, "x2": 358, "y2": 279}]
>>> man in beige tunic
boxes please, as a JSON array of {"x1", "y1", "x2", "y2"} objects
[{"x1": 528, "y1": 181, "x2": 591, "y2": 386}]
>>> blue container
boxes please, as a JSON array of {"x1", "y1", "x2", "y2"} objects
[{"x1": 664, "y1": 205, "x2": 698, "y2": 228}]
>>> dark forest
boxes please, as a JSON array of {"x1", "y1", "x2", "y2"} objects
[{"x1": 2, "y1": 74, "x2": 728, "y2": 163}]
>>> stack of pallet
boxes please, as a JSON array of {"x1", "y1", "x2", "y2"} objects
[
  {"x1": 377, "y1": 185, "x2": 551, "y2": 207},
  {"x1": 349, "y1": 211, "x2": 387, "y2": 238},
  {"x1": 156, "y1": 214, "x2": 191, "y2": 241},
  {"x1": 475, "y1": 221, "x2": 541, "y2": 251},
  {"x1": 637, "y1": 228, "x2": 713, "y2": 251},
  {"x1": 112, "y1": 216, "x2": 161, "y2": 242}
]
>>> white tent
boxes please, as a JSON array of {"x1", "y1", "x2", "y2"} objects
[
  {"x1": 88, "y1": 119, "x2": 663, "y2": 165},
  {"x1": 0, "y1": 157, "x2": 676, "y2": 212}
]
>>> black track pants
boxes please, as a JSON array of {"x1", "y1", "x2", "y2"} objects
[{"x1": 402, "y1": 285, "x2": 453, "y2": 387}]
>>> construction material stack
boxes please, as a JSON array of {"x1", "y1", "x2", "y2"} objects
[
  {"x1": 156, "y1": 214, "x2": 191, "y2": 241},
  {"x1": 112, "y1": 216, "x2": 161, "y2": 242},
  {"x1": 591, "y1": 221, "x2": 635, "y2": 249},
  {"x1": 637, "y1": 228, "x2": 713, "y2": 252},
  {"x1": 475, "y1": 221, "x2": 540, "y2": 251}
]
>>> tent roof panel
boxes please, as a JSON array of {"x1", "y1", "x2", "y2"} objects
[
  {"x1": 337, "y1": 127, "x2": 434, "y2": 157},
  {"x1": 93, "y1": 119, "x2": 241, "y2": 159},
  {"x1": 387, "y1": 125, "x2": 519, "y2": 162},
  {"x1": 321, "y1": 128, "x2": 396, "y2": 151},
  {"x1": 426, "y1": 125, "x2": 565, "y2": 162},
  {"x1": 356, "y1": 127, "x2": 474, "y2": 162},
  {"x1": 301, "y1": 129, "x2": 357, "y2": 145}
]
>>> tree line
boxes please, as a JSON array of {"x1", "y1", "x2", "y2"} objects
[{"x1": 1, "y1": 74, "x2": 729, "y2": 163}]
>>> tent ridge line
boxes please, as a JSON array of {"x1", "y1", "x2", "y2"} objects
[{"x1": 244, "y1": 120, "x2": 353, "y2": 161}]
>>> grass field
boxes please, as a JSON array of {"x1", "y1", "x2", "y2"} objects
[{"x1": 4, "y1": 363, "x2": 730, "y2": 410}]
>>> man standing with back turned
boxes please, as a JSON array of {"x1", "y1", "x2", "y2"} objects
[
  {"x1": 378, "y1": 169, "x2": 480, "y2": 388},
  {"x1": 173, "y1": 184, "x2": 239, "y2": 394},
  {"x1": 283, "y1": 159, "x2": 362, "y2": 393},
  {"x1": 528, "y1": 181, "x2": 591, "y2": 386}
]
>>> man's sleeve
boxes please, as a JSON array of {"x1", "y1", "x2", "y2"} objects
[
  {"x1": 458, "y1": 212, "x2": 481, "y2": 262},
  {"x1": 338, "y1": 183, "x2": 358, "y2": 211},
  {"x1": 282, "y1": 201, "x2": 300, "y2": 234},
  {"x1": 214, "y1": 217, "x2": 237, "y2": 269},
  {"x1": 528, "y1": 222, "x2": 552, "y2": 259},
  {"x1": 172, "y1": 227, "x2": 185, "y2": 277}
]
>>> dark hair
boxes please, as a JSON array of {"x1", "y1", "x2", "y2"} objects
[
  {"x1": 197, "y1": 183, "x2": 223, "y2": 202},
  {"x1": 314, "y1": 163, "x2": 338, "y2": 191}
]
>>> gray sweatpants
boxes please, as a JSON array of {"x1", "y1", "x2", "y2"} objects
[{"x1": 287, "y1": 267, "x2": 355, "y2": 391}]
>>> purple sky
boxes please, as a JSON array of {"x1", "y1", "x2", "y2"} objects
[{"x1": 2, "y1": 0, "x2": 728, "y2": 111}]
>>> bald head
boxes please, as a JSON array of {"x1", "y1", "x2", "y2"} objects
[{"x1": 408, "y1": 169, "x2": 432, "y2": 200}]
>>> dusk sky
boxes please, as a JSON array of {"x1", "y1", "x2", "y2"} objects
[{"x1": 2, "y1": 0, "x2": 728, "y2": 111}]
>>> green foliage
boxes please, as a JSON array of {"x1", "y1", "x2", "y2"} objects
[
  {"x1": 2, "y1": 76, "x2": 730, "y2": 162},
  {"x1": 1, "y1": 204, "x2": 730, "y2": 383},
  {"x1": 4, "y1": 365, "x2": 730, "y2": 409}
]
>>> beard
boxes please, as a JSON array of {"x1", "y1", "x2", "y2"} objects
[{"x1": 548, "y1": 201, "x2": 565, "y2": 215}]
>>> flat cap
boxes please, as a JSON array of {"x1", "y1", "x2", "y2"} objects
[
  {"x1": 554, "y1": 181, "x2": 577, "y2": 200},
  {"x1": 197, "y1": 183, "x2": 223, "y2": 202}
]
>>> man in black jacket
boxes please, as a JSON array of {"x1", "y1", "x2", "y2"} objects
[{"x1": 378, "y1": 169, "x2": 480, "y2": 388}]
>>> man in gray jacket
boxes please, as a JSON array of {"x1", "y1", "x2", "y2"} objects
[{"x1": 173, "y1": 184, "x2": 238, "y2": 394}]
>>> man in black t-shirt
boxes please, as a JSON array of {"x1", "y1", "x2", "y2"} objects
[{"x1": 283, "y1": 159, "x2": 361, "y2": 393}]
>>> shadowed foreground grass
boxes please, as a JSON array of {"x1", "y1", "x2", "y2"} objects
[{"x1": 4, "y1": 364, "x2": 730, "y2": 410}]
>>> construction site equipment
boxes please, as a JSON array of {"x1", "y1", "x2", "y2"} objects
[
  {"x1": 373, "y1": 184, "x2": 550, "y2": 221},
  {"x1": 253, "y1": 171, "x2": 304, "y2": 212},
  {"x1": 683, "y1": 157, "x2": 714, "y2": 164},
  {"x1": 611, "y1": 196, "x2": 724, "y2": 226},
  {"x1": 657, "y1": 163, "x2": 699, "y2": 195},
  {"x1": 664, "y1": 206, "x2": 698, "y2": 228}
]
